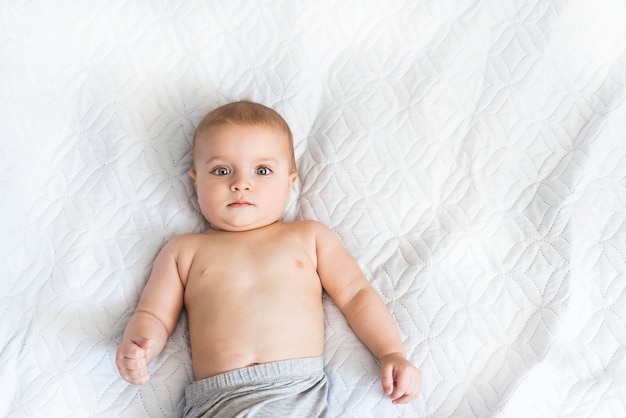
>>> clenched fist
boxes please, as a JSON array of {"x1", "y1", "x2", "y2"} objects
[{"x1": 116, "y1": 338, "x2": 154, "y2": 385}]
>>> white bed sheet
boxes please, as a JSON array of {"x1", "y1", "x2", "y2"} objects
[{"x1": 1, "y1": 0, "x2": 625, "y2": 417}]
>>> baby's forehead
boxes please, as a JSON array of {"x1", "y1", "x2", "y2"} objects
[
  {"x1": 196, "y1": 123, "x2": 283, "y2": 146},
  {"x1": 192, "y1": 123, "x2": 293, "y2": 159}
]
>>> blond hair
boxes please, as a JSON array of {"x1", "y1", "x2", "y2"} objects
[{"x1": 192, "y1": 101, "x2": 296, "y2": 171}]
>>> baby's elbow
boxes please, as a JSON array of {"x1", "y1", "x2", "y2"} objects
[{"x1": 341, "y1": 287, "x2": 374, "y2": 317}]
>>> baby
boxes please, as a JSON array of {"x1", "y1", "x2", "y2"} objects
[{"x1": 116, "y1": 101, "x2": 421, "y2": 417}]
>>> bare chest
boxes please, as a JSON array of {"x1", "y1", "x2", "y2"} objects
[{"x1": 184, "y1": 227, "x2": 319, "y2": 300}]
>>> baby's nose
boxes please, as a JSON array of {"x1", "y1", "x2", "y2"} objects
[{"x1": 230, "y1": 174, "x2": 252, "y2": 191}]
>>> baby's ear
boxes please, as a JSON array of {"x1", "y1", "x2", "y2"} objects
[
  {"x1": 189, "y1": 170, "x2": 197, "y2": 189},
  {"x1": 288, "y1": 171, "x2": 298, "y2": 187}
]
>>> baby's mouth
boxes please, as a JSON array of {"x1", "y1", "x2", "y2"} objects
[{"x1": 228, "y1": 200, "x2": 252, "y2": 208}]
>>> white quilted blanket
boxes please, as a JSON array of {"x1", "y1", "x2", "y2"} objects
[{"x1": 2, "y1": 1, "x2": 625, "y2": 417}]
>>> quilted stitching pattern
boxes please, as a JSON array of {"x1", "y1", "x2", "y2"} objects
[{"x1": 1, "y1": 0, "x2": 625, "y2": 417}]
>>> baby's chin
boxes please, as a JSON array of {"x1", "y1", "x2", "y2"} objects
[{"x1": 207, "y1": 219, "x2": 282, "y2": 232}]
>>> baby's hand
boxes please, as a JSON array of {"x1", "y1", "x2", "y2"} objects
[
  {"x1": 380, "y1": 352, "x2": 422, "y2": 404},
  {"x1": 116, "y1": 338, "x2": 154, "y2": 385}
]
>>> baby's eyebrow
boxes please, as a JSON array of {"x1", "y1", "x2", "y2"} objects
[
  {"x1": 203, "y1": 157, "x2": 228, "y2": 165},
  {"x1": 256, "y1": 157, "x2": 280, "y2": 165},
  {"x1": 202, "y1": 157, "x2": 281, "y2": 166}
]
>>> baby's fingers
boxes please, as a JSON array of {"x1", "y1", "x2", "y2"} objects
[
  {"x1": 121, "y1": 356, "x2": 148, "y2": 371},
  {"x1": 389, "y1": 369, "x2": 410, "y2": 401},
  {"x1": 391, "y1": 370, "x2": 422, "y2": 404},
  {"x1": 392, "y1": 393, "x2": 415, "y2": 405},
  {"x1": 116, "y1": 339, "x2": 153, "y2": 385},
  {"x1": 125, "y1": 338, "x2": 153, "y2": 359},
  {"x1": 117, "y1": 357, "x2": 150, "y2": 385},
  {"x1": 380, "y1": 355, "x2": 422, "y2": 403},
  {"x1": 122, "y1": 368, "x2": 151, "y2": 385},
  {"x1": 381, "y1": 362, "x2": 395, "y2": 395}
]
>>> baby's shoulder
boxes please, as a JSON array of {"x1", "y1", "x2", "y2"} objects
[
  {"x1": 283, "y1": 220, "x2": 337, "y2": 243},
  {"x1": 285, "y1": 219, "x2": 327, "y2": 235},
  {"x1": 166, "y1": 232, "x2": 203, "y2": 244},
  {"x1": 160, "y1": 232, "x2": 211, "y2": 255}
]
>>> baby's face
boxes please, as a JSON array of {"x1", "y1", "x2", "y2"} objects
[{"x1": 190, "y1": 124, "x2": 297, "y2": 232}]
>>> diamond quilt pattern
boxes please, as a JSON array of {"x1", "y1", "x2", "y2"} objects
[{"x1": 1, "y1": 0, "x2": 625, "y2": 417}]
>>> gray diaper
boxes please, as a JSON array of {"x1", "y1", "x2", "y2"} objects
[{"x1": 184, "y1": 356, "x2": 329, "y2": 418}]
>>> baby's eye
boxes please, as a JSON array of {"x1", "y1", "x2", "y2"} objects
[
  {"x1": 255, "y1": 167, "x2": 272, "y2": 175},
  {"x1": 211, "y1": 167, "x2": 230, "y2": 176}
]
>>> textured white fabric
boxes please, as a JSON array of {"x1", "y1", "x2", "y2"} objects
[{"x1": 1, "y1": 1, "x2": 625, "y2": 417}]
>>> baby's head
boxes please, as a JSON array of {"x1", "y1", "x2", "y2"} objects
[
  {"x1": 192, "y1": 101, "x2": 296, "y2": 173},
  {"x1": 190, "y1": 101, "x2": 298, "y2": 231}
]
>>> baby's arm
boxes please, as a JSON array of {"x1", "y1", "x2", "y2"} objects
[
  {"x1": 116, "y1": 240, "x2": 185, "y2": 385},
  {"x1": 313, "y1": 222, "x2": 422, "y2": 404}
]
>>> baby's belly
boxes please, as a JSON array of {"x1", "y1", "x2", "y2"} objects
[{"x1": 187, "y1": 298, "x2": 325, "y2": 380}]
